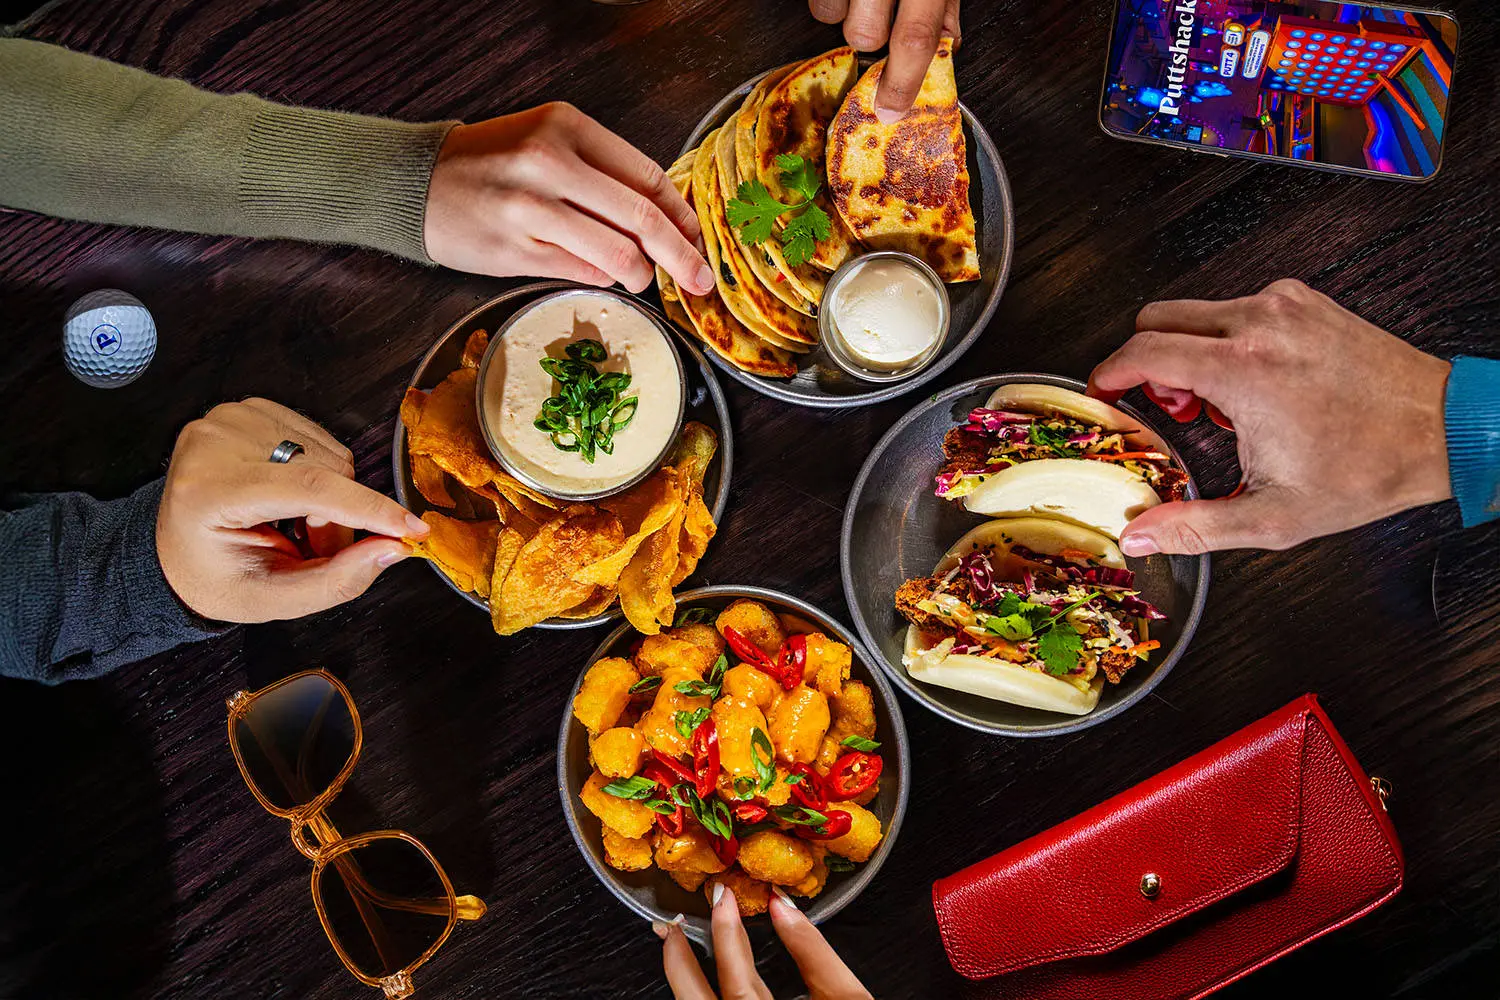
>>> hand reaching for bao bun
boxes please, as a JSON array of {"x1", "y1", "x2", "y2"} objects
[
  {"x1": 424, "y1": 103, "x2": 715, "y2": 297},
  {"x1": 1089, "y1": 279, "x2": 1453, "y2": 556},
  {"x1": 659, "y1": 884, "x2": 872, "y2": 1000},
  {"x1": 156, "y1": 399, "x2": 429, "y2": 623}
]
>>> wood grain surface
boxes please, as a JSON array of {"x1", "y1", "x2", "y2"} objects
[{"x1": 1, "y1": 1, "x2": 1497, "y2": 997}]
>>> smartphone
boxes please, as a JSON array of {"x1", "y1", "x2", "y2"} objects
[{"x1": 1099, "y1": 2, "x2": 1460, "y2": 182}]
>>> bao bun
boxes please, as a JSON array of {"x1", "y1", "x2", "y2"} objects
[
  {"x1": 960, "y1": 384, "x2": 1169, "y2": 540},
  {"x1": 903, "y1": 518, "x2": 1123, "y2": 716}
]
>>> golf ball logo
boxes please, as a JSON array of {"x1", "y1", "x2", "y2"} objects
[{"x1": 91, "y1": 324, "x2": 122, "y2": 356}]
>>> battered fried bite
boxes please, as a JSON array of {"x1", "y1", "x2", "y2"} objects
[
  {"x1": 822, "y1": 801, "x2": 883, "y2": 863},
  {"x1": 804, "y1": 633, "x2": 851, "y2": 697},
  {"x1": 818, "y1": 680, "x2": 878, "y2": 769},
  {"x1": 712, "y1": 697, "x2": 770, "y2": 780},
  {"x1": 637, "y1": 665, "x2": 710, "y2": 758},
  {"x1": 636, "y1": 623, "x2": 725, "y2": 677},
  {"x1": 655, "y1": 827, "x2": 729, "y2": 876},
  {"x1": 717, "y1": 599, "x2": 787, "y2": 657},
  {"x1": 591, "y1": 726, "x2": 644, "y2": 779},
  {"x1": 572, "y1": 657, "x2": 640, "y2": 737},
  {"x1": 737, "y1": 830, "x2": 815, "y2": 886},
  {"x1": 705, "y1": 869, "x2": 773, "y2": 916},
  {"x1": 581, "y1": 771, "x2": 654, "y2": 839},
  {"x1": 670, "y1": 868, "x2": 710, "y2": 892},
  {"x1": 768, "y1": 684, "x2": 830, "y2": 764},
  {"x1": 722, "y1": 663, "x2": 778, "y2": 711},
  {"x1": 602, "y1": 828, "x2": 653, "y2": 872},
  {"x1": 788, "y1": 845, "x2": 829, "y2": 899}
]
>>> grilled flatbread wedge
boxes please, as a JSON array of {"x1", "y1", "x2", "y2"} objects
[
  {"x1": 827, "y1": 38, "x2": 979, "y2": 283},
  {"x1": 692, "y1": 133, "x2": 817, "y2": 351},
  {"x1": 734, "y1": 66, "x2": 830, "y2": 307},
  {"x1": 714, "y1": 121, "x2": 814, "y2": 317},
  {"x1": 661, "y1": 151, "x2": 796, "y2": 378},
  {"x1": 754, "y1": 47, "x2": 861, "y2": 272}
]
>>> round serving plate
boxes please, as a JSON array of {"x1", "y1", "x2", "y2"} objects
[
  {"x1": 840, "y1": 374, "x2": 1211, "y2": 736},
  {"x1": 392, "y1": 281, "x2": 733, "y2": 630},
  {"x1": 676, "y1": 65, "x2": 1015, "y2": 409},
  {"x1": 557, "y1": 585, "x2": 910, "y2": 946}
]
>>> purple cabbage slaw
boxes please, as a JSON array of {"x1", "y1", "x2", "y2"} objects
[{"x1": 956, "y1": 545, "x2": 1168, "y2": 622}]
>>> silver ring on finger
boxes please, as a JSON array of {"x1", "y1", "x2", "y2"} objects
[{"x1": 269, "y1": 439, "x2": 306, "y2": 464}]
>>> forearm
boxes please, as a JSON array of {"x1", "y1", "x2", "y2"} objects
[
  {"x1": 0, "y1": 480, "x2": 225, "y2": 683},
  {"x1": 1445, "y1": 356, "x2": 1500, "y2": 528},
  {"x1": 0, "y1": 38, "x2": 454, "y2": 261}
]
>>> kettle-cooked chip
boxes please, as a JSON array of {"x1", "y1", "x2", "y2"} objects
[
  {"x1": 410, "y1": 453, "x2": 456, "y2": 509},
  {"x1": 494, "y1": 507, "x2": 626, "y2": 635},
  {"x1": 405, "y1": 512, "x2": 500, "y2": 598},
  {"x1": 405, "y1": 368, "x2": 501, "y2": 489},
  {"x1": 460, "y1": 329, "x2": 490, "y2": 369},
  {"x1": 619, "y1": 502, "x2": 689, "y2": 635},
  {"x1": 579, "y1": 467, "x2": 687, "y2": 588}
]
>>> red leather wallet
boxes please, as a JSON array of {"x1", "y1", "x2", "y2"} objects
[{"x1": 932, "y1": 695, "x2": 1403, "y2": 999}]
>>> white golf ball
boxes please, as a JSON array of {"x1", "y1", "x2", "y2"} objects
[{"x1": 63, "y1": 289, "x2": 158, "y2": 388}]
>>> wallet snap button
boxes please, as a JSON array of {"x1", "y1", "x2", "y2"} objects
[{"x1": 1140, "y1": 873, "x2": 1162, "y2": 899}]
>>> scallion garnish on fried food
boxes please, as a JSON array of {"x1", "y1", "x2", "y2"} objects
[{"x1": 533, "y1": 339, "x2": 637, "y2": 463}]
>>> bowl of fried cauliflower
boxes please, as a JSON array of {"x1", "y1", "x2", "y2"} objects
[{"x1": 558, "y1": 585, "x2": 909, "y2": 942}]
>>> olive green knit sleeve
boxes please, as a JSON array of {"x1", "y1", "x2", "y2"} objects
[{"x1": 0, "y1": 38, "x2": 456, "y2": 262}]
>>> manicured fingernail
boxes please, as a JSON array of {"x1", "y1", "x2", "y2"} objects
[
  {"x1": 405, "y1": 513, "x2": 429, "y2": 536},
  {"x1": 772, "y1": 887, "x2": 798, "y2": 910},
  {"x1": 652, "y1": 914, "x2": 683, "y2": 939},
  {"x1": 711, "y1": 883, "x2": 725, "y2": 906},
  {"x1": 377, "y1": 548, "x2": 408, "y2": 568},
  {"x1": 695, "y1": 264, "x2": 714, "y2": 292},
  {"x1": 1120, "y1": 534, "x2": 1158, "y2": 558},
  {"x1": 875, "y1": 104, "x2": 903, "y2": 125}
]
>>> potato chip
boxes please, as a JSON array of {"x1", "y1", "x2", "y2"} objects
[
  {"x1": 489, "y1": 527, "x2": 528, "y2": 633},
  {"x1": 494, "y1": 507, "x2": 626, "y2": 635},
  {"x1": 406, "y1": 512, "x2": 500, "y2": 598},
  {"x1": 673, "y1": 492, "x2": 718, "y2": 586},
  {"x1": 410, "y1": 453, "x2": 456, "y2": 508},
  {"x1": 493, "y1": 471, "x2": 561, "y2": 511},
  {"x1": 557, "y1": 586, "x2": 619, "y2": 620},
  {"x1": 669, "y1": 422, "x2": 718, "y2": 487},
  {"x1": 461, "y1": 329, "x2": 490, "y2": 369},
  {"x1": 619, "y1": 502, "x2": 688, "y2": 635},
  {"x1": 405, "y1": 368, "x2": 500, "y2": 489},
  {"x1": 577, "y1": 467, "x2": 687, "y2": 588}
]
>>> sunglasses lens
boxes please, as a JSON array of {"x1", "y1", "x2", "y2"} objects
[
  {"x1": 232, "y1": 674, "x2": 355, "y2": 811},
  {"x1": 315, "y1": 838, "x2": 455, "y2": 980}
]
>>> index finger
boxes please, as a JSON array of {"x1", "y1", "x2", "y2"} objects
[
  {"x1": 566, "y1": 109, "x2": 703, "y2": 246},
  {"x1": 1136, "y1": 297, "x2": 1246, "y2": 336},
  {"x1": 769, "y1": 894, "x2": 871, "y2": 998},
  {"x1": 1086, "y1": 330, "x2": 1227, "y2": 403},
  {"x1": 220, "y1": 464, "x2": 428, "y2": 539},
  {"x1": 711, "y1": 887, "x2": 772, "y2": 1000},
  {"x1": 874, "y1": 0, "x2": 948, "y2": 121}
]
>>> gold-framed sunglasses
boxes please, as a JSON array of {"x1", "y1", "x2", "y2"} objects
[{"x1": 227, "y1": 670, "x2": 486, "y2": 998}]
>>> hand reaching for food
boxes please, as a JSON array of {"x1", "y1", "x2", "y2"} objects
[
  {"x1": 424, "y1": 103, "x2": 715, "y2": 296},
  {"x1": 658, "y1": 884, "x2": 873, "y2": 1000},
  {"x1": 1088, "y1": 279, "x2": 1453, "y2": 556},
  {"x1": 156, "y1": 399, "x2": 429, "y2": 623},
  {"x1": 808, "y1": 0, "x2": 960, "y2": 121}
]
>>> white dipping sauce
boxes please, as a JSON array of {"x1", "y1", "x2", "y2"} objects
[
  {"x1": 482, "y1": 292, "x2": 682, "y2": 496},
  {"x1": 828, "y1": 258, "x2": 942, "y2": 371}
]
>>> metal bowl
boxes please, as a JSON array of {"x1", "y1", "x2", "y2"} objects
[
  {"x1": 818, "y1": 251, "x2": 951, "y2": 384},
  {"x1": 676, "y1": 67, "x2": 1014, "y2": 409},
  {"x1": 392, "y1": 281, "x2": 733, "y2": 630},
  {"x1": 474, "y1": 287, "x2": 687, "y2": 502},
  {"x1": 557, "y1": 586, "x2": 910, "y2": 945},
  {"x1": 840, "y1": 374, "x2": 1211, "y2": 736}
]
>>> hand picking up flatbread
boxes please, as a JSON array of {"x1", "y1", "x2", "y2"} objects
[
  {"x1": 826, "y1": 38, "x2": 979, "y2": 283},
  {"x1": 402, "y1": 329, "x2": 721, "y2": 634}
]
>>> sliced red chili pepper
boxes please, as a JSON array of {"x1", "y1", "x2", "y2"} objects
[
  {"x1": 787, "y1": 762, "x2": 828, "y2": 811},
  {"x1": 711, "y1": 832, "x2": 739, "y2": 866},
  {"x1": 794, "y1": 809, "x2": 852, "y2": 841},
  {"x1": 826, "y1": 752, "x2": 882, "y2": 801},
  {"x1": 645, "y1": 749, "x2": 696, "y2": 786},
  {"x1": 723, "y1": 626, "x2": 776, "y2": 672},
  {"x1": 774, "y1": 634, "x2": 808, "y2": 690},
  {"x1": 655, "y1": 804, "x2": 685, "y2": 837},
  {"x1": 690, "y1": 718, "x2": 720, "y2": 799},
  {"x1": 732, "y1": 802, "x2": 769, "y2": 824}
]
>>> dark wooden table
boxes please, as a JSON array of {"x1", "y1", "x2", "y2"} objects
[{"x1": 2, "y1": 1, "x2": 1497, "y2": 997}]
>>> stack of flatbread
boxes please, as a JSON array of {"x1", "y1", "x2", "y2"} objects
[{"x1": 659, "y1": 40, "x2": 979, "y2": 380}]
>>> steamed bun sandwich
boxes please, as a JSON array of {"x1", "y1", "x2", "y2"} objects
[
  {"x1": 895, "y1": 518, "x2": 1167, "y2": 716},
  {"x1": 935, "y1": 384, "x2": 1189, "y2": 540},
  {"x1": 657, "y1": 43, "x2": 979, "y2": 378}
]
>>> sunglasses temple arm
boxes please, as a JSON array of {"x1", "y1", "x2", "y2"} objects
[{"x1": 456, "y1": 895, "x2": 487, "y2": 921}]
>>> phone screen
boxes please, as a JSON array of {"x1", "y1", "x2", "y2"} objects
[{"x1": 1100, "y1": 2, "x2": 1458, "y2": 180}]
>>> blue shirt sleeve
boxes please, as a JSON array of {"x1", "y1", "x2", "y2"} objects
[{"x1": 1445, "y1": 356, "x2": 1500, "y2": 528}]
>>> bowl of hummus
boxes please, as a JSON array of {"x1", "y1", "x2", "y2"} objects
[{"x1": 476, "y1": 288, "x2": 687, "y2": 501}]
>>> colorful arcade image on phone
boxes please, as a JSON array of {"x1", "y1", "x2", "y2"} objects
[{"x1": 1102, "y1": 3, "x2": 1458, "y2": 179}]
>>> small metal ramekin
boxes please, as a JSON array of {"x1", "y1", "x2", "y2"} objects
[{"x1": 817, "y1": 251, "x2": 952, "y2": 384}]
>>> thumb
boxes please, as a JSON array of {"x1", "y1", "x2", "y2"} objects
[
  {"x1": 1119, "y1": 489, "x2": 1297, "y2": 556},
  {"x1": 264, "y1": 536, "x2": 412, "y2": 619}
]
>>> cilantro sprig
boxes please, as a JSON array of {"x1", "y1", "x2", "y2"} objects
[
  {"x1": 979, "y1": 591, "x2": 1103, "y2": 677},
  {"x1": 726, "y1": 154, "x2": 832, "y2": 269}
]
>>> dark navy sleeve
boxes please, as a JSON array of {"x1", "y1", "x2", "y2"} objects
[{"x1": 0, "y1": 478, "x2": 226, "y2": 683}]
